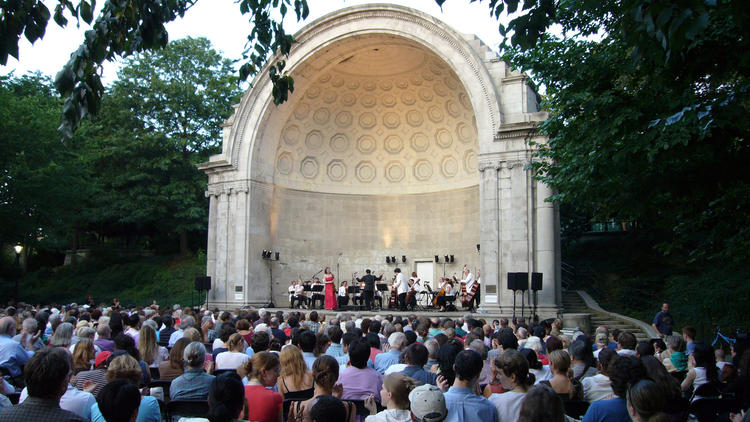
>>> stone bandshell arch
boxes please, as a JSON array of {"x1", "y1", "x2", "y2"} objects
[{"x1": 201, "y1": 4, "x2": 560, "y2": 316}]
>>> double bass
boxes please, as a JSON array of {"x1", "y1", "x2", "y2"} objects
[{"x1": 389, "y1": 275, "x2": 398, "y2": 309}]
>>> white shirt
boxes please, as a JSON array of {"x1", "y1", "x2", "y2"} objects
[
  {"x1": 339, "y1": 286, "x2": 347, "y2": 296},
  {"x1": 215, "y1": 351, "x2": 251, "y2": 370},
  {"x1": 384, "y1": 363, "x2": 408, "y2": 375},
  {"x1": 461, "y1": 271, "x2": 476, "y2": 291},
  {"x1": 21, "y1": 384, "x2": 96, "y2": 421},
  {"x1": 288, "y1": 285, "x2": 296, "y2": 298},
  {"x1": 489, "y1": 391, "x2": 526, "y2": 422},
  {"x1": 395, "y1": 273, "x2": 409, "y2": 295},
  {"x1": 582, "y1": 373, "x2": 614, "y2": 402},
  {"x1": 409, "y1": 277, "x2": 422, "y2": 291}
]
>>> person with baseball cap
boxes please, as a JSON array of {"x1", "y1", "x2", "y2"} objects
[{"x1": 408, "y1": 384, "x2": 447, "y2": 422}]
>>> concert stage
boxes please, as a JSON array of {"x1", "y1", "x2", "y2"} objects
[{"x1": 245, "y1": 306, "x2": 541, "y2": 322}]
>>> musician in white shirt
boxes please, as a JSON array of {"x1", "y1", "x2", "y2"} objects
[
  {"x1": 288, "y1": 281, "x2": 296, "y2": 303},
  {"x1": 436, "y1": 277, "x2": 455, "y2": 311},
  {"x1": 460, "y1": 267, "x2": 479, "y2": 310},
  {"x1": 337, "y1": 280, "x2": 349, "y2": 308},
  {"x1": 292, "y1": 281, "x2": 310, "y2": 309},
  {"x1": 393, "y1": 268, "x2": 409, "y2": 311}
]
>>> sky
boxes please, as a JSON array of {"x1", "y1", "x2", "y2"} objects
[{"x1": 2, "y1": 0, "x2": 511, "y2": 85}]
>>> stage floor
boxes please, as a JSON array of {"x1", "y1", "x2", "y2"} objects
[{"x1": 251, "y1": 305, "x2": 535, "y2": 321}]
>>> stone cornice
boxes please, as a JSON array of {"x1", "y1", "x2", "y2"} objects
[{"x1": 205, "y1": 182, "x2": 250, "y2": 198}]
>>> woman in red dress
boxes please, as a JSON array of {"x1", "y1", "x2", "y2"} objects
[{"x1": 323, "y1": 267, "x2": 337, "y2": 310}]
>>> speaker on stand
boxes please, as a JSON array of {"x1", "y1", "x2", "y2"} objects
[
  {"x1": 194, "y1": 277, "x2": 211, "y2": 308},
  {"x1": 507, "y1": 272, "x2": 528, "y2": 322}
]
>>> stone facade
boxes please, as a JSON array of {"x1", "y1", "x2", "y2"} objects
[{"x1": 199, "y1": 4, "x2": 560, "y2": 317}]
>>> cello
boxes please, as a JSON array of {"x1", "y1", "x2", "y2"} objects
[
  {"x1": 389, "y1": 275, "x2": 398, "y2": 309},
  {"x1": 432, "y1": 278, "x2": 446, "y2": 307},
  {"x1": 405, "y1": 277, "x2": 418, "y2": 309}
]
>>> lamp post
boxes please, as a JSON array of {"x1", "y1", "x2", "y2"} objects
[{"x1": 13, "y1": 245, "x2": 23, "y2": 304}]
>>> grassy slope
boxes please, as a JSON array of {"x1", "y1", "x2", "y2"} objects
[{"x1": 7, "y1": 252, "x2": 206, "y2": 308}]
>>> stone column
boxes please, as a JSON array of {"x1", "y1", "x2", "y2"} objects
[
  {"x1": 478, "y1": 160, "x2": 501, "y2": 313},
  {"x1": 212, "y1": 188, "x2": 229, "y2": 306},
  {"x1": 205, "y1": 189, "x2": 219, "y2": 294},
  {"x1": 534, "y1": 179, "x2": 558, "y2": 317}
]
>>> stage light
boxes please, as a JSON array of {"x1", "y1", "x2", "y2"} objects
[
  {"x1": 434, "y1": 255, "x2": 439, "y2": 263},
  {"x1": 476, "y1": 244, "x2": 480, "y2": 252},
  {"x1": 275, "y1": 252, "x2": 280, "y2": 261},
  {"x1": 391, "y1": 256, "x2": 396, "y2": 264},
  {"x1": 401, "y1": 255, "x2": 406, "y2": 263},
  {"x1": 444, "y1": 255, "x2": 449, "y2": 263},
  {"x1": 386, "y1": 256, "x2": 390, "y2": 264},
  {"x1": 450, "y1": 255, "x2": 454, "y2": 263}
]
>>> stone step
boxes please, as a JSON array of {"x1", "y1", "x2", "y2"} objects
[{"x1": 561, "y1": 290, "x2": 651, "y2": 340}]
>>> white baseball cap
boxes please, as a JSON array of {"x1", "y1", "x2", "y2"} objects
[{"x1": 408, "y1": 384, "x2": 447, "y2": 422}]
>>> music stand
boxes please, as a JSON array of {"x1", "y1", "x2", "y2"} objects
[
  {"x1": 347, "y1": 286, "x2": 361, "y2": 294},
  {"x1": 311, "y1": 285, "x2": 324, "y2": 309},
  {"x1": 375, "y1": 284, "x2": 389, "y2": 310}
]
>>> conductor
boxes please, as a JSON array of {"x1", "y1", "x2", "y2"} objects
[{"x1": 356, "y1": 269, "x2": 383, "y2": 310}]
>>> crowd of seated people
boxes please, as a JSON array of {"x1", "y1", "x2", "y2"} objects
[{"x1": 0, "y1": 301, "x2": 748, "y2": 422}]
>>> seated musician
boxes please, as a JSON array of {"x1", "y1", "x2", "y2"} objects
[
  {"x1": 338, "y1": 280, "x2": 350, "y2": 308},
  {"x1": 292, "y1": 281, "x2": 310, "y2": 309},
  {"x1": 352, "y1": 281, "x2": 365, "y2": 306},
  {"x1": 436, "y1": 277, "x2": 455, "y2": 312},
  {"x1": 311, "y1": 278, "x2": 325, "y2": 309},
  {"x1": 374, "y1": 287, "x2": 384, "y2": 309},
  {"x1": 460, "y1": 267, "x2": 479, "y2": 311},
  {"x1": 288, "y1": 280, "x2": 296, "y2": 304}
]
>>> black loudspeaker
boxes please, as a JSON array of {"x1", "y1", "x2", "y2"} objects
[
  {"x1": 194, "y1": 276, "x2": 211, "y2": 291},
  {"x1": 507, "y1": 272, "x2": 528, "y2": 291},
  {"x1": 531, "y1": 273, "x2": 543, "y2": 291}
]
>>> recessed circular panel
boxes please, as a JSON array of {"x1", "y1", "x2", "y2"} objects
[
  {"x1": 276, "y1": 152, "x2": 293, "y2": 175},
  {"x1": 355, "y1": 161, "x2": 376, "y2": 183},
  {"x1": 441, "y1": 156, "x2": 459, "y2": 178},
  {"x1": 357, "y1": 135, "x2": 377, "y2": 154},
  {"x1": 300, "y1": 156, "x2": 319, "y2": 179},
  {"x1": 380, "y1": 80, "x2": 394, "y2": 91},
  {"x1": 341, "y1": 92, "x2": 356, "y2": 107},
  {"x1": 401, "y1": 92, "x2": 416, "y2": 106},
  {"x1": 293, "y1": 103, "x2": 310, "y2": 120},
  {"x1": 429, "y1": 62, "x2": 443, "y2": 76},
  {"x1": 313, "y1": 108, "x2": 330, "y2": 125},
  {"x1": 346, "y1": 80, "x2": 360, "y2": 90},
  {"x1": 317, "y1": 73, "x2": 331, "y2": 84},
  {"x1": 456, "y1": 122, "x2": 474, "y2": 143},
  {"x1": 427, "y1": 105, "x2": 444, "y2": 123},
  {"x1": 385, "y1": 161, "x2": 405, "y2": 182},
  {"x1": 305, "y1": 130, "x2": 324, "y2": 150},
  {"x1": 362, "y1": 80, "x2": 377, "y2": 91},
  {"x1": 411, "y1": 133, "x2": 429, "y2": 152},
  {"x1": 335, "y1": 111, "x2": 353, "y2": 128},
  {"x1": 330, "y1": 133, "x2": 350, "y2": 152},
  {"x1": 421, "y1": 69, "x2": 434, "y2": 81},
  {"x1": 359, "y1": 112, "x2": 377, "y2": 129},
  {"x1": 282, "y1": 125, "x2": 300, "y2": 146},
  {"x1": 409, "y1": 76, "x2": 423, "y2": 86},
  {"x1": 306, "y1": 85, "x2": 321, "y2": 99},
  {"x1": 464, "y1": 150, "x2": 478, "y2": 173},
  {"x1": 413, "y1": 159, "x2": 433, "y2": 181},
  {"x1": 406, "y1": 110, "x2": 424, "y2": 127},
  {"x1": 331, "y1": 76, "x2": 344, "y2": 87},
  {"x1": 323, "y1": 91, "x2": 338, "y2": 104},
  {"x1": 444, "y1": 75, "x2": 458, "y2": 90},
  {"x1": 361, "y1": 93, "x2": 377, "y2": 108},
  {"x1": 459, "y1": 92, "x2": 472, "y2": 110},
  {"x1": 395, "y1": 78, "x2": 409, "y2": 89},
  {"x1": 435, "y1": 129, "x2": 453, "y2": 149},
  {"x1": 384, "y1": 135, "x2": 404, "y2": 154},
  {"x1": 327, "y1": 160, "x2": 347, "y2": 182},
  {"x1": 446, "y1": 100, "x2": 461, "y2": 118},
  {"x1": 419, "y1": 87, "x2": 434, "y2": 102},
  {"x1": 381, "y1": 93, "x2": 396, "y2": 108},
  {"x1": 383, "y1": 112, "x2": 401, "y2": 129},
  {"x1": 433, "y1": 82, "x2": 448, "y2": 98}
]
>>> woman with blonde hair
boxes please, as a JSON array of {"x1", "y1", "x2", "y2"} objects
[
  {"x1": 364, "y1": 372, "x2": 419, "y2": 422},
  {"x1": 216, "y1": 333, "x2": 251, "y2": 370},
  {"x1": 138, "y1": 324, "x2": 168, "y2": 368},
  {"x1": 277, "y1": 345, "x2": 313, "y2": 399},
  {"x1": 289, "y1": 355, "x2": 355, "y2": 422},
  {"x1": 540, "y1": 350, "x2": 583, "y2": 401},
  {"x1": 242, "y1": 351, "x2": 283, "y2": 422},
  {"x1": 72, "y1": 338, "x2": 96, "y2": 374},
  {"x1": 90, "y1": 354, "x2": 162, "y2": 422}
]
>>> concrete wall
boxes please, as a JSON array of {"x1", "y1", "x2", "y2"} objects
[{"x1": 249, "y1": 183, "x2": 480, "y2": 305}]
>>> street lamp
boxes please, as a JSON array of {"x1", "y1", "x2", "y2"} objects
[{"x1": 13, "y1": 245, "x2": 23, "y2": 304}]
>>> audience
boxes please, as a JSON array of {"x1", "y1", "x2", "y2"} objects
[
  {"x1": 488, "y1": 349, "x2": 535, "y2": 422},
  {"x1": 582, "y1": 347, "x2": 616, "y2": 402},
  {"x1": 215, "y1": 333, "x2": 251, "y2": 370},
  {"x1": 540, "y1": 349, "x2": 583, "y2": 401},
  {"x1": 442, "y1": 349, "x2": 499, "y2": 422},
  {"x1": 171, "y1": 341, "x2": 215, "y2": 400},
  {"x1": 518, "y1": 384, "x2": 565, "y2": 422},
  {"x1": 242, "y1": 351, "x2": 283, "y2": 422},
  {"x1": 364, "y1": 372, "x2": 419, "y2": 422},
  {"x1": 581, "y1": 355, "x2": 647, "y2": 422},
  {"x1": 92, "y1": 354, "x2": 161, "y2": 422},
  {"x1": 277, "y1": 345, "x2": 314, "y2": 400},
  {"x1": 95, "y1": 379, "x2": 140, "y2": 422},
  {"x1": 158, "y1": 337, "x2": 189, "y2": 381},
  {"x1": 289, "y1": 355, "x2": 355, "y2": 422},
  {"x1": 626, "y1": 379, "x2": 670, "y2": 422},
  {"x1": 339, "y1": 339, "x2": 383, "y2": 403},
  {"x1": 408, "y1": 384, "x2": 447, "y2": 422}
]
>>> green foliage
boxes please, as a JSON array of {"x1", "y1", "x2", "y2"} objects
[
  {"x1": 0, "y1": 73, "x2": 91, "y2": 252},
  {"x1": 492, "y1": 0, "x2": 750, "y2": 266},
  {"x1": 6, "y1": 252, "x2": 206, "y2": 307},
  {"x1": 1, "y1": 0, "x2": 308, "y2": 138}
]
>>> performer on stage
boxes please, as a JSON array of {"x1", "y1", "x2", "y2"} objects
[
  {"x1": 459, "y1": 267, "x2": 479, "y2": 311},
  {"x1": 292, "y1": 280, "x2": 310, "y2": 309},
  {"x1": 323, "y1": 267, "x2": 337, "y2": 310},
  {"x1": 338, "y1": 280, "x2": 349, "y2": 308},
  {"x1": 356, "y1": 269, "x2": 383, "y2": 311},
  {"x1": 476, "y1": 269, "x2": 481, "y2": 306},
  {"x1": 407, "y1": 271, "x2": 421, "y2": 310},
  {"x1": 288, "y1": 280, "x2": 297, "y2": 304},
  {"x1": 436, "y1": 277, "x2": 455, "y2": 312},
  {"x1": 352, "y1": 281, "x2": 365, "y2": 306},
  {"x1": 311, "y1": 278, "x2": 324, "y2": 309},
  {"x1": 393, "y1": 268, "x2": 409, "y2": 311}
]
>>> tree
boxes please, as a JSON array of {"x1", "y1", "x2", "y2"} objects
[
  {"x1": 83, "y1": 37, "x2": 241, "y2": 254},
  {"x1": 0, "y1": 73, "x2": 92, "y2": 267},
  {"x1": 1, "y1": 0, "x2": 306, "y2": 138}
]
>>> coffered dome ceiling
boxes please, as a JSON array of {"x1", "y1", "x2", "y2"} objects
[{"x1": 270, "y1": 36, "x2": 478, "y2": 194}]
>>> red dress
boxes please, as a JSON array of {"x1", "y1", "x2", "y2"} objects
[
  {"x1": 324, "y1": 274, "x2": 337, "y2": 310},
  {"x1": 245, "y1": 384, "x2": 282, "y2": 422}
]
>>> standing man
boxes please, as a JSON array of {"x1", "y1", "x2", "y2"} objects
[
  {"x1": 652, "y1": 302, "x2": 674, "y2": 338},
  {"x1": 394, "y1": 268, "x2": 409, "y2": 311},
  {"x1": 459, "y1": 267, "x2": 477, "y2": 311},
  {"x1": 356, "y1": 269, "x2": 383, "y2": 311}
]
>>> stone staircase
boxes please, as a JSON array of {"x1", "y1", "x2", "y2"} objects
[{"x1": 562, "y1": 290, "x2": 652, "y2": 342}]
